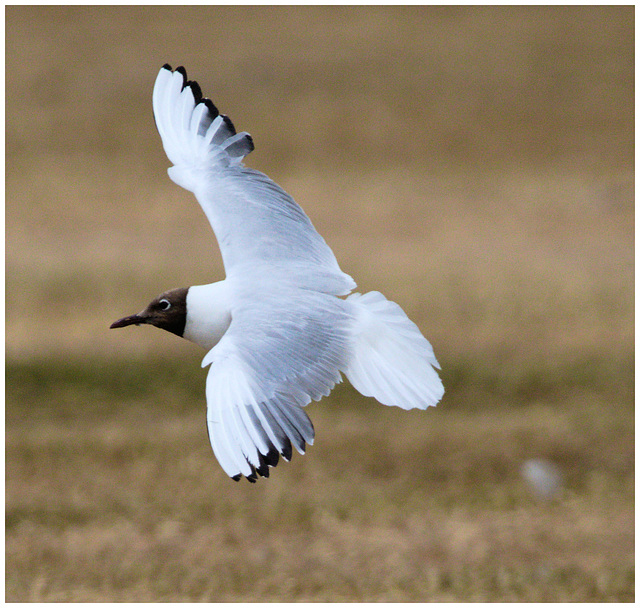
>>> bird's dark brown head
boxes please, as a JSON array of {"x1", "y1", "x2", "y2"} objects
[{"x1": 110, "y1": 287, "x2": 189, "y2": 338}]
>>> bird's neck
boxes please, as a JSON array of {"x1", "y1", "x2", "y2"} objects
[{"x1": 183, "y1": 281, "x2": 232, "y2": 351}]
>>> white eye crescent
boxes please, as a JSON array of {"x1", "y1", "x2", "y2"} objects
[{"x1": 159, "y1": 298, "x2": 171, "y2": 311}]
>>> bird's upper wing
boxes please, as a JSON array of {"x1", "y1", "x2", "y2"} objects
[
  {"x1": 152, "y1": 65, "x2": 355, "y2": 295},
  {"x1": 201, "y1": 284, "x2": 353, "y2": 481}
]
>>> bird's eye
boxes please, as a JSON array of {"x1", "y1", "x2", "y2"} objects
[{"x1": 158, "y1": 299, "x2": 171, "y2": 311}]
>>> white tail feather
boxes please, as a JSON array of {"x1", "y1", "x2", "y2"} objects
[{"x1": 345, "y1": 291, "x2": 444, "y2": 410}]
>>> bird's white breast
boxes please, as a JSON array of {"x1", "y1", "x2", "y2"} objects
[{"x1": 183, "y1": 281, "x2": 232, "y2": 351}]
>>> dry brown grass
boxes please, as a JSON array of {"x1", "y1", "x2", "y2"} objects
[
  {"x1": 6, "y1": 6, "x2": 634, "y2": 601},
  {"x1": 5, "y1": 366, "x2": 634, "y2": 601}
]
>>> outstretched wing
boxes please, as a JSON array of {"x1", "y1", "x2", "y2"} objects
[
  {"x1": 152, "y1": 64, "x2": 355, "y2": 296},
  {"x1": 202, "y1": 286, "x2": 352, "y2": 481}
]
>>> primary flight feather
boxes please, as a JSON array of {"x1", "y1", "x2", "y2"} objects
[{"x1": 111, "y1": 65, "x2": 444, "y2": 482}]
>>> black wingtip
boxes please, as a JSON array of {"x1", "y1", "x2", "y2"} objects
[
  {"x1": 281, "y1": 439, "x2": 293, "y2": 463},
  {"x1": 231, "y1": 474, "x2": 242, "y2": 482},
  {"x1": 175, "y1": 65, "x2": 187, "y2": 80},
  {"x1": 245, "y1": 133, "x2": 255, "y2": 154},
  {"x1": 221, "y1": 114, "x2": 236, "y2": 136},
  {"x1": 161, "y1": 63, "x2": 173, "y2": 71},
  {"x1": 203, "y1": 98, "x2": 219, "y2": 119},
  {"x1": 264, "y1": 446, "x2": 280, "y2": 468},
  {"x1": 256, "y1": 453, "x2": 270, "y2": 478},
  {"x1": 187, "y1": 80, "x2": 203, "y2": 104}
]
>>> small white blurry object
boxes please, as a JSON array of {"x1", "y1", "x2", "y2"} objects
[{"x1": 521, "y1": 458, "x2": 563, "y2": 499}]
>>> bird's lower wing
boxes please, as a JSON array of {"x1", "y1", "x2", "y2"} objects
[{"x1": 202, "y1": 288, "x2": 353, "y2": 481}]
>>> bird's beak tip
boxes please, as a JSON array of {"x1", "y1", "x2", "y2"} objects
[{"x1": 110, "y1": 314, "x2": 144, "y2": 329}]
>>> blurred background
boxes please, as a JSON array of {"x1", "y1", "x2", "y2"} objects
[{"x1": 6, "y1": 6, "x2": 633, "y2": 601}]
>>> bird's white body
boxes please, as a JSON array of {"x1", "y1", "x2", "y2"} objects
[
  {"x1": 116, "y1": 65, "x2": 445, "y2": 481},
  {"x1": 184, "y1": 282, "x2": 232, "y2": 351}
]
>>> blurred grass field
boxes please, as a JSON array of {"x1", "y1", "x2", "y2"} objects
[{"x1": 5, "y1": 6, "x2": 634, "y2": 602}]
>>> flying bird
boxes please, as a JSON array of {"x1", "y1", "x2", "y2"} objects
[{"x1": 111, "y1": 65, "x2": 444, "y2": 482}]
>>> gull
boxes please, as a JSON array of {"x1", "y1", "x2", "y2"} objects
[{"x1": 111, "y1": 65, "x2": 444, "y2": 482}]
